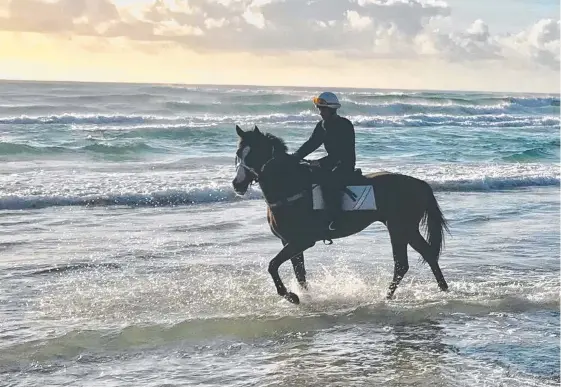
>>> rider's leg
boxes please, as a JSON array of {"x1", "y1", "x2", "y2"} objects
[{"x1": 321, "y1": 172, "x2": 344, "y2": 231}]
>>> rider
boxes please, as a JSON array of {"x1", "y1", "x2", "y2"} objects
[{"x1": 292, "y1": 91, "x2": 356, "y2": 232}]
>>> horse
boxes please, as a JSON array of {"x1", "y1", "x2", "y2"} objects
[{"x1": 232, "y1": 124, "x2": 450, "y2": 304}]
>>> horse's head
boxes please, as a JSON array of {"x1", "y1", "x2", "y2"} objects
[{"x1": 232, "y1": 124, "x2": 286, "y2": 195}]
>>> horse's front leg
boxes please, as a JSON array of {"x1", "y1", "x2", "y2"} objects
[
  {"x1": 281, "y1": 240, "x2": 308, "y2": 290},
  {"x1": 268, "y1": 241, "x2": 314, "y2": 304},
  {"x1": 291, "y1": 253, "x2": 308, "y2": 290}
]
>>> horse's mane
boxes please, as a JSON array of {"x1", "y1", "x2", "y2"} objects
[{"x1": 263, "y1": 132, "x2": 288, "y2": 154}]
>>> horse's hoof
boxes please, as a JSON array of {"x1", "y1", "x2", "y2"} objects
[
  {"x1": 298, "y1": 281, "x2": 308, "y2": 291},
  {"x1": 284, "y1": 292, "x2": 300, "y2": 304},
  {"x1": 386, "y1": 293, "x2": 394, "y2": 300}
]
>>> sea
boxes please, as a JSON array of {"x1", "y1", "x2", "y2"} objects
[{"x1": 0, "y1": 80, "x2": 559, "y2": 386}]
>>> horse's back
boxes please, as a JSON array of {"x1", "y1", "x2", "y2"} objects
[
  {"x1": 349, "y1": 171, "x2": 428, "y2": 191},
  {"x1": 364, "y1": 171, "x2": 429, "y2": 186},
  {"x1": 360, "y1": 171, "x2": 433, "y2": 218},
  {"x1": 363, "y1": 171, "x2": 394, "y2": 180}
]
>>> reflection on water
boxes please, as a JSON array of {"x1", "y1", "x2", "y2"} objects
[{"x1": 257, "y1": 318, "x2": 455, "y2": 387}]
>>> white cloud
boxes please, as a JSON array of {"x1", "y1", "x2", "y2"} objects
[
  {"x1": 500, "y1": 18, "x2": 560, "y2": 69},
  {"x1": 154, "y1": 19, "x2": 204, "y2": 36},
  {"x1": 242, "y1": 7, "x2": 266, "y2": 29},
  {"x1": 413, "y1": 18, "x2": 560, "y2": 69},
  {"x1": 345, "y1": 10, "x2": 372, "y2": 31},
  {"x1": 204, "y1": 17, "x2": 228, "y2": 29},
  {"x1": 354, "y1": 0, "x2": 450, "y2": 37},
  {"x1": 0, "y1": 0, "x2": 558, "y2": 71},
  {"x1": 415, "y1": 19, "x2": 499, "y2": 62}
]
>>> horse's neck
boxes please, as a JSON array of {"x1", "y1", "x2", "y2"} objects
[{"x1": 258, "y1": 154, "x2": 305, "y2": 202}]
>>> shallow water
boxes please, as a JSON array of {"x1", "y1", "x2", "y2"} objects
[{"x1": 0, "y1": 81, "x2": 559, "y2": 386}]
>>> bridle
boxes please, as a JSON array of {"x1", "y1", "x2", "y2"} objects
[
  {"x1": 234, "y1": 144, "x2": 277, "y2": 183},
  {"x1": 235, "y1": 156, "x2": 261, "y2": 182},
  {"x1": 234, "y1": 146, "x2": 308, "y2": 209}
]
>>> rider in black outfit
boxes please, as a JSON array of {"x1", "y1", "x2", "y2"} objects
[{"x1": 292, "y1": 92, "x2": 356, "y2": 231}]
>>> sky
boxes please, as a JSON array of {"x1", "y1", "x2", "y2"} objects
[{"x1": 0, "y1": 0, "x2": 559, "y2": 93}]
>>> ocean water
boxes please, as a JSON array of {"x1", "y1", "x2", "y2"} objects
[{"x1": 0, "y1": 80, "x2": 559, "y2": 386}]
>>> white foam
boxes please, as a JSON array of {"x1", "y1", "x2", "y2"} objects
[{"x1": 0, "y1": 164, "x2": 558, "y2": 210}]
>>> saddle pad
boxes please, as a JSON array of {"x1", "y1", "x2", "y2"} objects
[{"x1": 312, "y1": 185, "x2": 377, "y2": 211}]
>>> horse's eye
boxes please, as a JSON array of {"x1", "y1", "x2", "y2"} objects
[{"x1": 246, "y1": 152, "x2": 257, "y2": 164}]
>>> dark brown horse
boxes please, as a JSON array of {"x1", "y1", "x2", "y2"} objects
[{"x1": 232, "y1": 125, "x2": 450, "y2": 304}]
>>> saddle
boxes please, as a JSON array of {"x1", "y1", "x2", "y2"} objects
[{"x1": 309, "y1": 168, "x2": 377, "y2": 212}]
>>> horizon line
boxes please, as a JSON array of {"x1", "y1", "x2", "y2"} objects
[{"x1": 1, "y1": 77, "x2": 558, "y2": 96}]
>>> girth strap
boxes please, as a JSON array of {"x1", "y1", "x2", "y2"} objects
[{"x1": 267, "y1": 191, "x2": 306, "y2": 209}]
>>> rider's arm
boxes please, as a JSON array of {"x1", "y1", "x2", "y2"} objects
[{"x1": 293, "y1": 122, "x2": 324, "y2": 160}]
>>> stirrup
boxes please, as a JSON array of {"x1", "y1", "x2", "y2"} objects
[{"x1": 324, "y1": 221, "x2": 336, "y2": 245}]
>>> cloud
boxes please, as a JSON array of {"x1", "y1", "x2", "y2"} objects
[
  {"x1": 500, "y1": 18, "x2": 560, "y2": 69},
  {"x1": 0, "y1": 0, "x2": 451, "y2": 51},
  {"x1": 242, "y1": 6, "x2": 266, "y2": 29},
  {"x1": 415, "y1": 18, "x2": 560, "y2": 69},
  {"x1": 345, "y1": 10, "x2": 373, "y2": 31},
  {"x1": 414, "y1": 19, "x2": 500, "y2": 61},
  {"x1": 0, "y1": 0, "x2": 120, "y2": 33},
  {"x1": 0, "y1": 0, "x2": 559, "y2": 70}
]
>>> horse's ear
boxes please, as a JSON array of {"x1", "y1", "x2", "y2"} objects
[
  {"x1": 253, "y1": 125, "x2": 261, "y2": 134},
  {"x1": 235, "y1": 125, "x2": 244, "y2": 138}
]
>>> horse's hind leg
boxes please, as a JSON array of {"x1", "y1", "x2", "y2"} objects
[
  {"x1": 387, "y1": 222, "x2": 410, "y2": 299},
  {"x1": 409, "y1": 230, "x2": 448, "y2": 292}
]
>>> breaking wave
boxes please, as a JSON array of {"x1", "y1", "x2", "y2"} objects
[{"x1": 1, "y1": 174, "x2": 558, "y2": 210}]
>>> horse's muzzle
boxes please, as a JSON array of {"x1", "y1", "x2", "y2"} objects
[{"x1": 232, "y1": 179, "x2": 249, "y2": 196}]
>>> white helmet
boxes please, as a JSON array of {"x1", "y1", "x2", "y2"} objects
[{"x1": 313, "y1": 91, "x2": 341, "y2": 109}]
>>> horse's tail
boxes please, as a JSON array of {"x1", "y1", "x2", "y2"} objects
[{"x1": 420, "y1": 185, "x2": 450, "y2": 261}]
